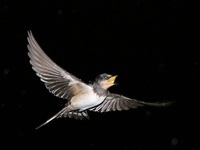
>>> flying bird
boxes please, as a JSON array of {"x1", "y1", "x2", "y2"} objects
[{"x1": 27, "y1": 31, "x2": 173, "y2": 129}]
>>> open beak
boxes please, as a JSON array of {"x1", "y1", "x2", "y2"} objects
[{"x1": 107, "y1": 75, "x2": 117, "y2": 84}]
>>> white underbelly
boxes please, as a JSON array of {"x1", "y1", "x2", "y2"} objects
[{"x1": 70, "y1": 93, "x2": 106, "y2": 111}]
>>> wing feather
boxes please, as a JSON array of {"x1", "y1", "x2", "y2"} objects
[
  {"x1": 90, "y1": 93, "x2": 173, "y2": 112},
  {"x1": 99, "y1": 100, "x2": 110, "y2": 112},
  {"x1": 27, "y1": 31, "x2": 91, "y2": 100}
]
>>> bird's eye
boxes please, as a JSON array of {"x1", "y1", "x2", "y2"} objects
[
  {"x1": 103, "y1": 74, "x2": 111, "y2": 80},
  {"x1": 98, "y1": 73, "x2": 111, "y2": 80},
  {"x1": 103, "y1": 75, "x2": 107, "y2": 79}
]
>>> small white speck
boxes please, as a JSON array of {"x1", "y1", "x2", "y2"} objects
[
  {"x1": 1, "y1": 104, "x2": 5, "y2": 108},
  {"x1": 159, "y1": 63, "x2": 165, "y2": 68},
  {"x1": 171, "y1": 137, "x2": 178, "y2": 146},
  {"x1": 3, "y1": 69, "x2": 9, "y2": 76},
  {"x1": 20, "y1": 89, "x2": 26, "y2": 96},
  {"x1": 58, "y1": 9, "x2": 63, "y2": 15},
  {"x1": 145, "y1": 111, "x2": 151, "y2": 116},
  {"x1": 4, "y1": 6, "x2": 8, "y2": 10}
]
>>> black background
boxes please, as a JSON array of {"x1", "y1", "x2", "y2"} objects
[{"x1": 0, "y1": 0, "x2": 199, "y2": 150}]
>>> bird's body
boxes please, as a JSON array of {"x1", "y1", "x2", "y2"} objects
[
  {"x1": 27, "y1": 31, "x2": 174, "y2": 129},
  {"x1": 70, "y1": 89, "x2": 106, "y2": 111}
]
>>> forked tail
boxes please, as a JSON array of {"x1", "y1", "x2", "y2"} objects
[
  {"x1": 35, "y1": 106, "x2": 89, "y2": 130},
  {"x1": 35, "y1": 107, "x2": 70, "y2": 130}
]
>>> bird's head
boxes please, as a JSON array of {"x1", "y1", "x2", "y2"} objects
[{"x1": 94, "y1": 73, "x2": 118, "y2": 90}]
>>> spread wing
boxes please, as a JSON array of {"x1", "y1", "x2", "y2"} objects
[
  {"x1": 90, "y1": 93, "x2": 174, "y2": 112},
  {"x1": 27, "y1": 30, "x2": 91, "y2": 100}
]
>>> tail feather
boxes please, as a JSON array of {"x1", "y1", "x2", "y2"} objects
[
  {"x1": 35, "y1": 107, "x2": 89, "y2": 130},
  {"x1": 63, "y1": 111, "x2": 89, "y2": 120},
  {"x1": 36, "y1": 107, "x2": 69, "y2": 130},
  {"x1": 35, "y1": 113, "x2": 58, "y2": 130}
]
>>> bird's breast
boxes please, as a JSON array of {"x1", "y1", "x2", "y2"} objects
[{"x1": 70, "y1": 92, "x2": 106, "y2": 111}]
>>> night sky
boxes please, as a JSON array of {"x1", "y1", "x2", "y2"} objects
[{"x1": 0, "y1": 1, "x2": 199, "y2": 150}]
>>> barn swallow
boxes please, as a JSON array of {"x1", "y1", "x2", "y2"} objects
[{"x1": 27, "y1": 31, "x2": 174, "y2": 129}]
